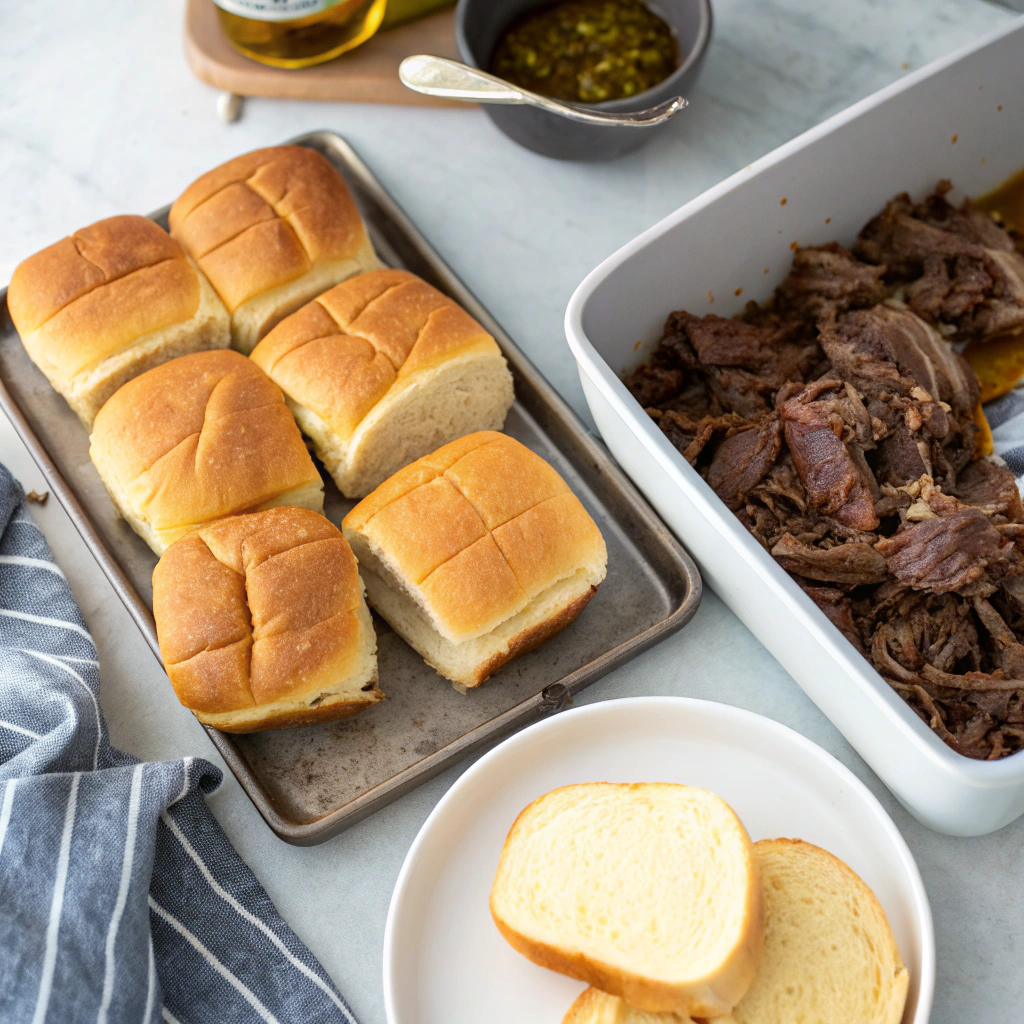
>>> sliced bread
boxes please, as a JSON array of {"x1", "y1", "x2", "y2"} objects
[
  {"x1": 489, "y1": 783, "x2": 764, "y2": 1018},
  {"x1": 562, "y1": 838, "x2": 909, "y2": 1024},
  {"x1": 562, "y1": 986, "x2": 695, "y2": 1024}
]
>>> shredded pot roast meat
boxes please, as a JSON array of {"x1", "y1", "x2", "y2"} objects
[{"x1": 625, "y1": 182, "x2": 1024, "y2": 760}]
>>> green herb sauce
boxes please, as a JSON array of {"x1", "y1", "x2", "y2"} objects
[{"x1": 491, "y1": 0, "x2": 678, "y2": 105}]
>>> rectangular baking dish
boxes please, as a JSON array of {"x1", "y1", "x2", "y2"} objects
[
  {"x1": 566, "y1": 21, "x2": 1024, "y2": 837},
  {"x1": 0, "y1": 131, "x2": 700, "y2": 845}
]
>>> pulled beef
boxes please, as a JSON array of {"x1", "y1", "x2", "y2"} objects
[
  {"x1": 706, "y1": 417, "x2": 783, "y2": 509},
  {"x1": 736, "y1": 454, "x2": 834, "y2": 550},
  {"x1": 856, "y1": 183, "x2": 1024, "y2": 343},
  {"x1": 876, "y1": 423, "x2": 931, "y2": 488},
  {"x1": 780, "y1": 382, "x2": 879, "y2": 531},
  {"x1": 776, "y1": 242, "x2": 887, "y2": 321},
  {"x1": 628, "y1": 181, "x2": 1024, "y2": 759},
  {"x1": 972, "y1": 597, "x2": 1024, "y2": 678},
  {"x1": 673, "y1": 310, "x2": 819, "y2": 381},
  {"x1": 623, "y1": 362, "x2": 686, "y2": 408},
  {"x1": 772, "y1": 534, "x2": 888, "y2": 586},
  {"x1": 798, "y1": 582, "x2": 868, "y2": 656},
  {"x1": 823, "y1": 304, "x2": 977, "y2": 416},
  {"x1": 650, "y1": 410, "x2": 751, "y2": 466},
  {"x1": 874, "y1": 507, "x2": 1018, "y2": 597},
  {"x1": 652, "y1": 311, "x2": 822, "y2": 418},
  {"x1": 819, "y1": 302, "x2": 984, "y2": 491},
  {"x1": 954, "y1": 458, "x2": 1024, "y2": 521}
]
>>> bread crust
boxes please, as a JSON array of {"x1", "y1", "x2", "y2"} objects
[
  {"x1": 731, "y1": 838, "x2": 909, "y2": 1024},
  {"x1": 153, "y1": 506, "x2": 380, "y2": 732},
  {"x1": 195, "y1": 692, "x2": 380, "y2": 734},
  {"x1": 90, "y1": 349, "x2": 323, "y2": 552},
  {"x1": 490, "y1": 783, "x2": 764, "y2": 1018},
  {"x1": 493, "y1": 883, "x2": 762, "y2": 1018},
  {"x1": 169, "y1": 145, "x2": 378, "y2": 351},
  {"x1": 8, "y1": 215, "x2": 230, "y2": 425},
  {"x1": 557, "y1": 838, "x2": 908, "y2": 1024},
  {"x1": 465, "y1": 585, "x2": 597, "y2": 687},
  {"x1": 561, "y1": 986, "x2": 696, "y2": 1023},
  {"x1": 251, "y1": 268, "x2": 514, "y2": 495},
  {"x1": 9, "y1": 214, "x2": 191, "y2": 336}
]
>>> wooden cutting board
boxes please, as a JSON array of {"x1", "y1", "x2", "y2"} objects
[{"x1": 183, "y1": 0, "x2": 461, "y2": 105}]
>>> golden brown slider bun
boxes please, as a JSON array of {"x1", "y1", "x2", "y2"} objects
[
  {"x1": 251, "y1": 268, "x2": 515, "y2": 498},
  {"x1": 342, "y1": 431, "x2": 607, "y2": 689},
  {"x1": 90, "y1": 349, "x2": 324, "y2": 554},
  {"x1": 168, "y1": 145, "x2": 380, "y2": 354},
  {"x1": 7, "y1": 215, "x2": 230, "y2": 427},
  {"x1": 153, "y1": 506, "x2": 381, "y2": 732}
]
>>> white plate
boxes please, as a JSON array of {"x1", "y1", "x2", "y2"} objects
[{"x1": 384, "y1": 696, "x2": 934, "y2": 1024}]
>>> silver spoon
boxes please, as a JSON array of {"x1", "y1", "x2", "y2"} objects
[{"x1": 399, "y1": 54, "x2": 687, "y2": 128}]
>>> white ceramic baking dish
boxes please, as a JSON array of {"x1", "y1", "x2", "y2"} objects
[{"x1": 566, "y1": 19, "x2": 1024, "y2": 837}]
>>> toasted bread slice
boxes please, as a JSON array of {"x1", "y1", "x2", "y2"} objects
[
  {"x1": 490, "y1": 783, "x2": 764, "y2": 1018},
  {"x1": 562, "y1": 838, "x2": 909, "y2": 1024}
]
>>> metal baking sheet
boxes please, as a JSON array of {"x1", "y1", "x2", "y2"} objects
[{"x1": 0, "y1": 131, "x2": 701, "y2": 845}]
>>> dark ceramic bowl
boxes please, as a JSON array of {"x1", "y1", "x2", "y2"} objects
[{"x1": 455, "y1": 0, "x2": 712, "y2": 161}]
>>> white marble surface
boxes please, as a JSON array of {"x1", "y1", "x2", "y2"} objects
[{"x1": 1, "y1": 1, "x2": 1022, "y2": 1021}]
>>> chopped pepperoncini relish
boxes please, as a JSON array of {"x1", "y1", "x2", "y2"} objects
[{"x1": 491, "y1": 0, "x2": 678, "y2": 105}]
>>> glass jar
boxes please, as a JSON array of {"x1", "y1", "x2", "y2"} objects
[{"x1": 214, "y1": 0, "x2": 388, "y2": 69}]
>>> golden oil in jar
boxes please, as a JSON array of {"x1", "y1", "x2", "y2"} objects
[{"x1": 214, "y1": 0, "x2": 388, "y2": 69}]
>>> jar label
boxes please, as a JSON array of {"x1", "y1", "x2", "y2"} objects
[{"x1": 213, "y1": 0, "x2": 343, "y2": 20}]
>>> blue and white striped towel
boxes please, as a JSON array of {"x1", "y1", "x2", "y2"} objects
[
  {"x1": 0, "y1": 462, "x2": 357, "y2": 1024},
  {"x1": 985, "y1": 386, "x2": 1024, "y2": 481}
]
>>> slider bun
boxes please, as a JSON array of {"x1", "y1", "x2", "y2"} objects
[
  {"x1": 153, "y1": 506, "x2": 381, "y2": 733},
  {"x1": 90, "y1": 349, "x2": 324, "y2": 554},
  {"x1": 169, "y1": 145, "x2": 380, "y2": 354},
  {"x1": 7, "y1": 215, "x2": 230, "y2": 426},
  {"x1": 251, "y1": 268, "x2": 515, "y2": 497},
  {"x1": 343, "y1": 431, "x2": 607, "y2": 688}
]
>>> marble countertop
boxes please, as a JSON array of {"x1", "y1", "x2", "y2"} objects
[{"x1": 2, "y1": 1, "x2": 1022, "y2": 1021}]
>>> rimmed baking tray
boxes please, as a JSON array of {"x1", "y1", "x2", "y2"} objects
[{"x1": 0, "y1": 131, "x2": 701, "y2": 845}]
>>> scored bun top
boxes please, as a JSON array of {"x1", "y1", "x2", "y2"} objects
[
  {"x1": 153, "y1": 507, "x2": 369, "y2": 715},
  {"x1": 168, "y1": 145, "x2": 370, "y2": 313},
  {"x1": 90, "y1": 349, "x2": 322, "y2": 542},
  {"x1": 8, "y1": 215, "x2": 200, "y2": 382},
  {"x1": 250, "y1": 268, "x2": 501, "y2": 441},
  {"x1": 343, "y1": 431, "x2": 607, "y2": 643}
]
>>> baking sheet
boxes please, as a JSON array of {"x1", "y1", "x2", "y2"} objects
[{"x1": 0, "y1": 132, "x2": 701, "y2": 844}]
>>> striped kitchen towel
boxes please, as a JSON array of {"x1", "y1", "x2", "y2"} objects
[
  {"x1": 986, "y1": 385, "x2": 1024, "y2": 480},
  {"x1": 0, "y1": 461, "x2": 357, "y2": 1024}
]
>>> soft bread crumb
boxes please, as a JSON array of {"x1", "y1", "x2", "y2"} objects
[
  {"x1": 560, "y1": 838, "x2": 909, "y2": 1024},
  {"x1": 231, "y1": 249, "x2": 379, "y2": 354},
  {"x1": 361, "y1": 565, "x2": 599, "y2": 688},
  {"x1": 490, "y1": 783, "x2": 764, "y2": 1019}
]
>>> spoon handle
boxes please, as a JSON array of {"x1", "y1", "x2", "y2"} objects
[{"x1": 399, "y1": 54, "x2": 687, "y2": 128}]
